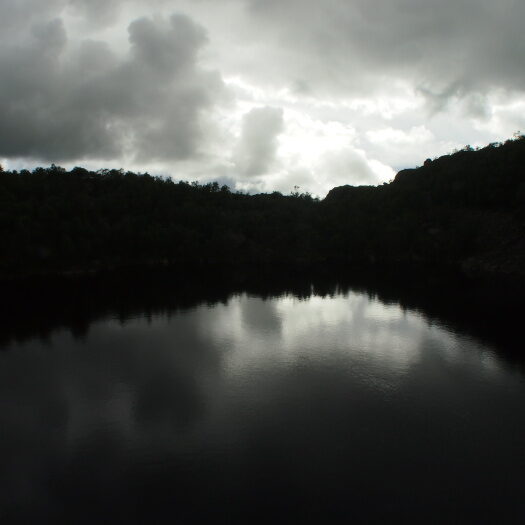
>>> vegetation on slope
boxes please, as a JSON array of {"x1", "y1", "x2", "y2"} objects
[{"x1": 1, "y1": 136, "x2": 524, "y2": 278}]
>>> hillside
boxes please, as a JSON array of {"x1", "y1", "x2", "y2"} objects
[
  {"x1": 324, "y1": 137, "x2": 525, "y2": 277},
  {"x1": 1, "y1": 136, "x2": 524, "y2": 279}
]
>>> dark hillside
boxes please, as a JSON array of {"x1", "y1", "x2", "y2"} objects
[
  {"x1": 324, "y1": 137, "x2": 525, "y2": 276},
  {"x1": 1, "y1": 136, "x2": 524, "y2": 280},
  {"x1": 0, "y1": 169, "x2": 318, "y2": 275}
]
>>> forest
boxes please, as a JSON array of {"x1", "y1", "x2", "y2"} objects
[{"x1": 1, "y1": 135, "x2": 524, "y2": 280}]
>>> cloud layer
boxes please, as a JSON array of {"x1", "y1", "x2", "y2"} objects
[
  {"x1": 0, "y1": 12, "x2": 226, "y2": 164},
  {"x1": 0, "y1": 0, "x2": 524, "y2": 194}
]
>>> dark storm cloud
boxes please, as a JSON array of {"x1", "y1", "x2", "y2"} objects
[
  {"x1": 242, "y1": 0, "x2": 525, "y2": 100},
  {"x1": 234, "y1": 107, "x2": 284, "y2": 177},
  {"x1": 69, "y1": 0, "x2": 122, "y2": 26},
  {"x1": 0, "y1": 0, "x2": 65, "y2": 37},
  {"x1": 0, "y1": 11, "x2": 226, "y2": 163}
]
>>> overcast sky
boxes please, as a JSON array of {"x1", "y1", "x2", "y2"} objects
[{"x1": 1, "y1": 0, "x2": 524, "y2": 195}]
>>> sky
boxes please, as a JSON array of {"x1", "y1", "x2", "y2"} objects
[{"x1": 1, "y1": 0, "x2": 524, "y2": 196}]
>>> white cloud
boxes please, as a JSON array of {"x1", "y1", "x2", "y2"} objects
[{"x1": 233, "y1": 106, "x2": 284, "y2": 177}]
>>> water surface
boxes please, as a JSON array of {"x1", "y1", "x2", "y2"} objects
[{"x1": 1, "y1": 272, "x2": 524, "y2": 523}]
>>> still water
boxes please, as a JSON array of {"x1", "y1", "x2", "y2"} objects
[{"x1": 1, "y1": 272, "x2": 524, "y2": 523}]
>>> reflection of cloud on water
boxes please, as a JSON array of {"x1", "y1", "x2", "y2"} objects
[
  {"x1": 423, "y1": 324, "x2": 505, "y2": 377},
  {"x1": 207, "y1": 292, "x2": 430, "y2": 380},
  {"x1": 9, "y1": 312, "x2": 225, "y2": 459},
  {"x1": 0, "y1": 288, "x2": 517, "y2": 521},
  {"x1": 203, "y1": 291, "x2": 507, "y2": 386}
]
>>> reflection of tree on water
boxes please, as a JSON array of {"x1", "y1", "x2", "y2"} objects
[{"x1": 1, "y1": 265, "x2": 523, "y2": 363}]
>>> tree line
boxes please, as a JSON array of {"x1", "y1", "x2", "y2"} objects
[{"x1": 1, "y1": 135, "x2": 524, "y2": 278}]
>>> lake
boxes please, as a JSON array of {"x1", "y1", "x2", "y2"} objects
[{"x1": 1, "y1": 268, "x2": 524, "y2": 523}]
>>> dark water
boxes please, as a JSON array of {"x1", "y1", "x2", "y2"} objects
[{"x1": 1, "y1": 269, "x2": 524, "y2": 523}]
